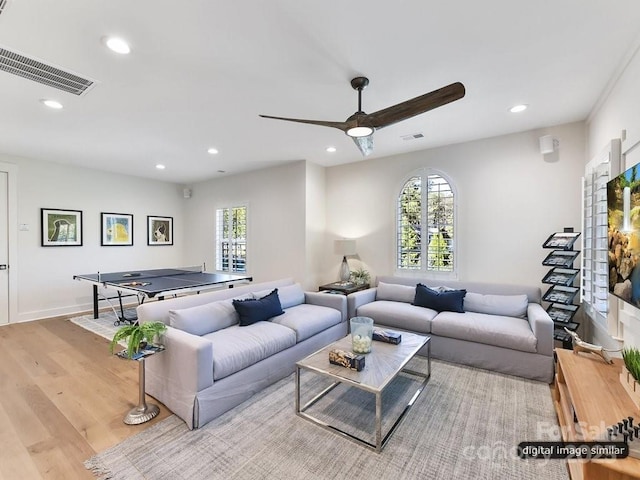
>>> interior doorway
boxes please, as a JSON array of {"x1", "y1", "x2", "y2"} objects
[
  {"x1": 0, "y1": 171, "x2": 8, "y2": 324},
  {"x1": 0, "y1": 162, "x2": 17, "y2": 325}
]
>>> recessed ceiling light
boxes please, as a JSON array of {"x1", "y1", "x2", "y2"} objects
[
  {"x1": 207, "y1": 147, "x2": 219, "y2": 155},
  {"x1": 155, "y1": 164, "x2": 165, "y2": 170},
  {"x1": 326, "y1": 146, "x2": 337, "y2": 153},
  {"x1": 104, "y1": 36, "x2": 131, "y2": 54},
  {"x1": 41, "y1": 99, "x2": 63, "y2": 109},
  {"x1": 509, "y1": 104, "x2": 528, "y2": 113}
]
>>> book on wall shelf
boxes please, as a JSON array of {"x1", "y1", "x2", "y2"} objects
[
  {"x1": 541, "y1": 229, "x2": 581, "y2": 348},
  {"x1": 542, "y1": 231, "x2": 581, "y2": 250},
  {"x1": 541, "y1": 250, "x2": 580, "y2": 267},
  {"x1": 541, "y1": 267, "x2": 579, "y2": 287}
]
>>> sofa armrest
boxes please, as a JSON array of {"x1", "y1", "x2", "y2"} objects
[
  {"x1": 304, "y1": 292, "x2": 348, "y2": 322},
  {"x1": 527, "y1": 303, "x2": 554, "y2": 356},
  {"x1": 347, "y1": 287, "x2": 377, "y2": 319},
  {"x1": 147, "y1": 326, "x2": 215, "y2": 393}
]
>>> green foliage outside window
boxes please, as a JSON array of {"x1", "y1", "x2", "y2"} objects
[{"x1": 398, "y1": 173, "x2": 454, "y2": 272}]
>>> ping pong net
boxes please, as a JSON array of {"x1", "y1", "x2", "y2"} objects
[{"x1": 97, "y1": 266, "x2": 204, "y2": 283}]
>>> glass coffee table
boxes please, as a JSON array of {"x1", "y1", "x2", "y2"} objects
[{"x1": 295, "y1": 330, "x2": 430, "y2": 452}]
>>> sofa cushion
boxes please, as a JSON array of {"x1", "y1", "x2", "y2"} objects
[
  {"x1": 271, "y1": 304, "x2": 342, "y2": 342},
  {"x1": 356, "y1": 300, "x2": 436, "y2": 334},
  {"x1": 233, "y1": 289, "x2": 285, "y2": 326},
  {"x1": 376, "y1": 282, "x2": 415, "y2": 303},
  {"x1": 168, "y1": 294, "x2": 252, "y2": 335},
  {"x1": 252, "y1": 283, "x2": 305, "y2": 309},
  {"x1": 431, "y1": 311, "x2": 537, "y2": 353},
  {"x1": 204, "y1": 322, "x2": 297, "y2": 380},
  {"x1": 464, "y1": 292, "x2": 528, "y2": 318},
  {"x1": 413, "y1": 284, "x2": 466, "y2": 313}
]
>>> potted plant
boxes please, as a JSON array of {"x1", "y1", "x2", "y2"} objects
[
  {"x1": 110, "y1": 321, "x2": 167, "y2": 359},
  {"x1": 350, "y1": 267, "x2": 371, "y2": 286},
  {"x1": 620, "y1": 347, "x2": 640, "y2": 409}
]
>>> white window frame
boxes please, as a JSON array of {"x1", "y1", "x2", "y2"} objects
[
  {"x1": 215, "y1": 205, "x2": 248, "y2": 273},
  {"x1": 581, "y1": 140, "x2": 620, "y2": 333},
  {"x1": 395, "y1": 168, "x2": 458, "y2": 278}
]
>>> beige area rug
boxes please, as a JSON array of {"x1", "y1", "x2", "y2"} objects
[
  {"x1": 84, "y1": 357, "x2": 568, "y2": 480},
  {"x1": 69, "y1": 310, "x2": 137, "y2": 343}
]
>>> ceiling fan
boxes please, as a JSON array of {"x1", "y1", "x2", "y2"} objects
[{"x1": 260, "y1": 77, "x2": 465, "y2": 156}]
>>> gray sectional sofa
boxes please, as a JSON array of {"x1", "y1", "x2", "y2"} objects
[
  {"x1": 137, "y1": 278, "x2": 348, "y2": 429},
  {"x1": 348, "y1": 275, "x2": 554, "y2": 383}
]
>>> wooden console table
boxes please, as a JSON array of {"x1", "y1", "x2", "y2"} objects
[{"x1": 553, "y1": 348, "x2": 640, "y2": 479}]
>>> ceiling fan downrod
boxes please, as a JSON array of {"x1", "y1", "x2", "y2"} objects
[{"x1": 351, "y1": 76, "x2": 369, "y2": 113}]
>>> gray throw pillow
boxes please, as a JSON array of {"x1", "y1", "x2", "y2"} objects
[
  {"x1": 376, "y1": 282, "x2": 415, "y2": 303},
  {"x1": 168, "y1": 294, "x2": 252, "y2": 335},
  {"x1": 252, "y1": 283, "x2": 305, "y2": 309},
  {"x1": 464, "y1": 292, "x2": 528, "y2": 318}
]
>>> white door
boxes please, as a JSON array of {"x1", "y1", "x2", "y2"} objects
[{"x1": 0, "y1": 171, "x2": 7, "y2": 324}]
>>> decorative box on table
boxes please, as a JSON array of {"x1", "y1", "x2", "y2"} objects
[
  {"x1": 373, "y1": 329, "x2": 402, "y2": 344},
  {"x1": 329, "y1": 349, "x2": 365, "y2": 371}
]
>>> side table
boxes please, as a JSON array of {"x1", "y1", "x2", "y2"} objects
[
  {"x1": 319, "y1": 281, "x2": 369, "y2": 295},
  {"x1": 117, "y1": 344, "x2": 165, "y2": 425}
]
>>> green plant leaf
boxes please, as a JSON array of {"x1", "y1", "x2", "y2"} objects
[{"x1": 110, "y1": 321, "x2": 167, "y2": 359}]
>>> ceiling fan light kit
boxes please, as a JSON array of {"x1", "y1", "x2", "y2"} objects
[
  {"x1": 346, "y1": 126, "x2": 374, "y2": 138},
  {"x1": 260, "y1": 76, "x2": 465, "y2": 156}
]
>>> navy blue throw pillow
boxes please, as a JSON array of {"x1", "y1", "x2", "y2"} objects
[
  {"x1": 233, "y1": 289, "x2": 285, "y2": 326},
  {"x1": 413, "y1": 283, "x2": 466, "y2": 313}
]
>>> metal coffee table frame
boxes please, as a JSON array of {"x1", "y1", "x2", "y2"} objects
[{"x1": 295, "y1": 332, "x2": 430, "y2": 453}]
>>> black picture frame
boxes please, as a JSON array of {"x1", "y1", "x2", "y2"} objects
[
  {"x1": 542, "y1": 267, "x2": 579, "y2": 286},
  {"x1": 542, "y1": 285, "x2": 579, "y2": 305},
  {"x1": 542, "y1": 232, "x2": 581, "y2": 250},
  {"x1": 101, "y1": 212, "x2": 134, "y2": 246},
  {"x1": 41, "y1": 208, "x2": 83, "y2": 247},
  {"x1": 147, "y1": 215, "x2": 173, "y2": 245},
  {"x1": 542, "y1": 250, "x2": 580, "y2": 267}
]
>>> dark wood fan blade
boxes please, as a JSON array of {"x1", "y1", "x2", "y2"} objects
[
  {"x1": 259, "y1": 114, "x2": 349, "y2": 132},
  {"x1": 364, "y1": 82, "x2": 465, "y2": 129}
]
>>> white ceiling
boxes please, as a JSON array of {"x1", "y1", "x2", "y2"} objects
[{"x1": 1, "y1": 1, "x2": 640, "y2": 185}]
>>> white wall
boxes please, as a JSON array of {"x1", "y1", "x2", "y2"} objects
[
  {"x1": 2, "y1": 122, "x2": 588, "y2": 322},
  {"x1": 4, "y1": 154, "x2": 186, "y2": 321},
  {"x1": 324, "y1": 122, "x2": 586, "y2": 289},
  {"x1": 587, "y1": 42, "x2": 640, "y2": 348},
  {"x1": 183, "y1": 161, "x2": 312, "y2": 288},
  {"x1": 305, "y1": 161, "x2": 327, "y2": 288}
]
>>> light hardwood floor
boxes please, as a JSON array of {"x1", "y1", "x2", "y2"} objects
[{"x1": 0, "y1": 317, "x2": 172, "y2": 479}]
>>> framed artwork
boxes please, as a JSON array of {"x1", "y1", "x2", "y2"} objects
[
  {"x1": 542, "y1": 232, "x2": 581, "y2": 250},
  {"x1": 147, "y1": 215, "x2": 173, "y2": 245},
  {"x1": 101, "y1": 212, "x2": 133, "y2": 246},
  {"x1": 41, "y1": 208, "x2": 83, "y2": 246},
  {"x1": 542, "y1": 267, "x2": 579, "y2": 286},
  {"x1": 542, "y1": 250, "x2": 580, "y2": 267}
]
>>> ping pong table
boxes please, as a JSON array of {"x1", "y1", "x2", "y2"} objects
[{"x1": 74, "y1": 267, "x2": 253, "y2": 324}]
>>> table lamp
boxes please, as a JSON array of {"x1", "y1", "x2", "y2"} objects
[{"x1": 335, "y1": 239, "x2": 357, "y2": 282}]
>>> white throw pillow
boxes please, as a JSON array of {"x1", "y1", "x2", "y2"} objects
[
  {"x1": 464, "y1": 292, "x2": 528, "y2": 318},
  {"x1": 169, "y1": 293, "x2": 252, "y2": 335},
  {"x1": 252, "y1": 283, "x2": 305, "y2": 309},
  {"x1": 376, "y1": 282, "x2": 415, "y2": 303}
]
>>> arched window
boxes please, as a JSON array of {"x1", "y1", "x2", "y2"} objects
[{"x1": 397, "y1": 170, "x2": 456, "y2": 274}]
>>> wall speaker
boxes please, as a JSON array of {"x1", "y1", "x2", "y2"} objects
[
  {"x1": 183, "y1": 188, "x2": 192, "y2": 199},
  {"x1": 539, "y1": 135, "x2": 558, "y2": 155}
]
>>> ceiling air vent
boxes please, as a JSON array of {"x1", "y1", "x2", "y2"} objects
[
  {"x1": 401, "y1": 133, "x2": 425, "y2": 141},
  {"x1": 0, "y1": 47, "x2": 94, "y2": 95}
]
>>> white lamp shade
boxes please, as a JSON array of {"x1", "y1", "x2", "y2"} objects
[{"x1": 335, "y1": 239, "x2": 357, "y2": 256}]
